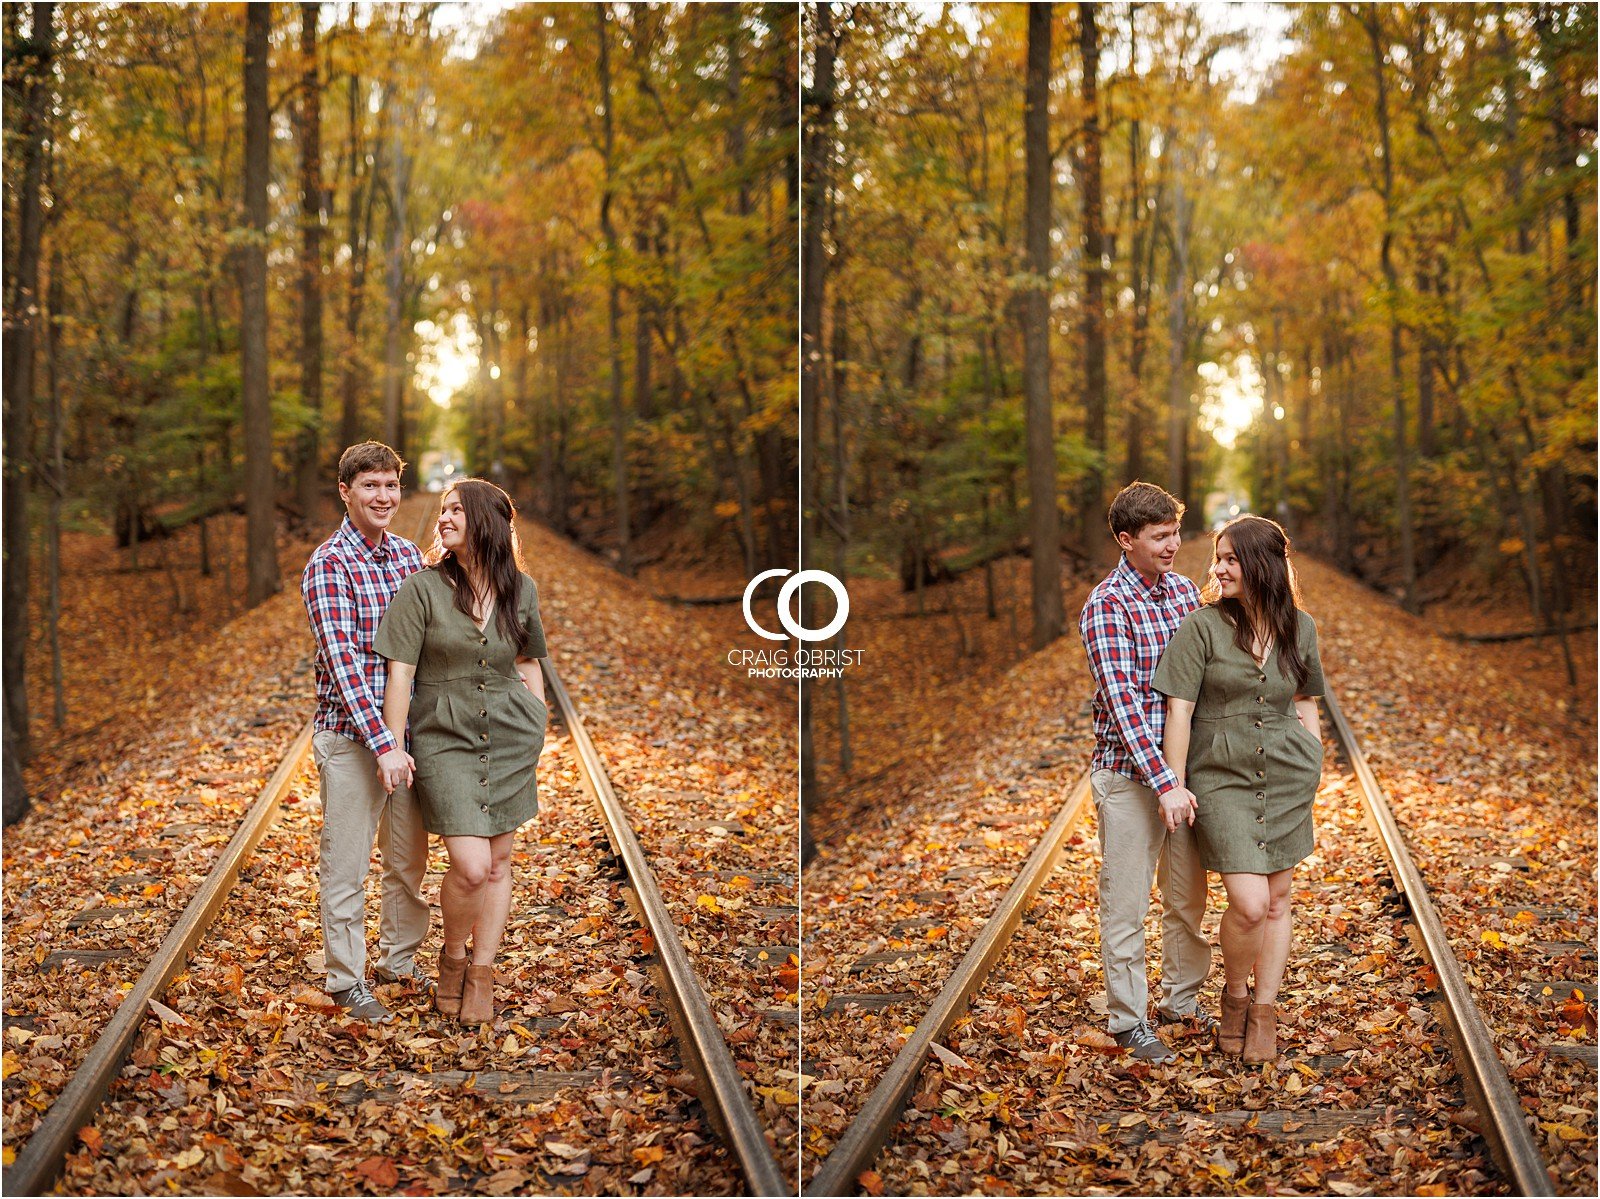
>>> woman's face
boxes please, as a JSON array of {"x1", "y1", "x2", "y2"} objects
[
  {"x1": 1211, "y1": 535, "x2": 1248, "y2": 602},
  {"x1": 437, "y1": 491, "x2": 470, "y2": 557}
]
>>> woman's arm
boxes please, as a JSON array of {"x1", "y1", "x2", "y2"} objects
[
  {"x1": 1294, "y1": 695, "x2": 1321, "y2": 743},
  {"x1": 515, "y1": 657, "x2": 545, "y2": 705},
  {"x1": 380, "y1": 660, "x2": 417, "y2": 794},
  {"x1": 1163, "y1": 697, "x2": 1196, "y2": 791}
]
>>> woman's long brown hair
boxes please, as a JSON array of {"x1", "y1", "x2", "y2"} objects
[
  {"x1": 1200, "y1": 515, "x2": 1311, "y2": 690},
  {"x1": 426, "y1": 478, "x2": 529, "y2": 650}
]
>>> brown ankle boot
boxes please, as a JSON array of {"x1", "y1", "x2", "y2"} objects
[
  {"x1": 435, "y1": 951, "x2": 468, "y2": 1018},
  {"x1": 1218, "y1": 989, "x2": 1251, "y2": 1056},
  {"x1": 458, "y1": 963, "x2": 495, "y2": 1025},
  {"x1": 1242, "y1": 1002, "x2": 1278, "y2": 1063}
]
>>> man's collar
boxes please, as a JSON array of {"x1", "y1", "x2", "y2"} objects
[
  {"x1": 1115, "y1": 553, "x2": 1170, "y2": 599},
  {"x1": 340, "y1": 516, "x2": 389, "y2": 560}
]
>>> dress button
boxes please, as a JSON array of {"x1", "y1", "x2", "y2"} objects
[
  {"x1": 1256, "y1": 746, "x2": 1265, "y2": 755},
  {"x1": 1257, "y1": 840, "x2": 1266, "y2": 850},
  {"x1": 1256, "y1": 696, "x2": 1265, "y2": 704},
  {"x1": 1255, "y1": 770, "x2": 1265, "y2": 779},
  {"x1": 477, "y1": 683, "x2": 485, "y2": 692},
  {"x1": 479, "y1": 709, "x2": 487, "y2": 717},
  {"x1": 479, "y1": 733, "x2": 488, "y2": 742},
  {"x1": 1256, "y1": 815, "x2": 1265, "y2": 824},
  {"x1": 479, "y1": 659, "x2": 487, "y2": 667},
  {"x1": 1254, "y1": 720, "x2": 1263, "y2": 729},
  {"x1": 479, "y1": 754, "x2": 488, "y2": 763},
  {"x1": 480, "y1": 803, "x2": 489, "y2": 813},
  {"x1": 479, "y1": 778, "x2": 488, "y2": 787},
  {"x1": 480, "y1": 636, "x2": 488, "y2": 646},
  {"x1": 1256, "y1": 792, "x2": 1265, "y2": 801}
]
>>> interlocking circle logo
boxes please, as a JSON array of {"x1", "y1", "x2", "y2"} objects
[{"x1": 742, "y1": 569, "x2": 850, "y2": 642}]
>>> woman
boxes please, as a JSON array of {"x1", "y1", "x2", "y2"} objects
[
  {"x1": 375, "y1": 478, "x2": 549, "y2": 1026},
  {"x1": 1152, "y1": 515, "x2": 1325, "y2": 1062}
]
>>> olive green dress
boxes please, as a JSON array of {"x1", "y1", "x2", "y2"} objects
[
  {"x1": 1151, "y1": 605, "x2": 1326, "y2": 874},
  {"x1": 374, "y1": 567, "x2": 549, "y2": 837}
]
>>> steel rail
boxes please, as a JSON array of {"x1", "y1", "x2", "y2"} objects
[
  {"x1": 5, "y1": 501, "x2": 437, "y2": 1197},
  {"x1": 805, "y1": 772, "x2": 1094, "y2": 1197},
  {"x1": 539, "y1": 648, "x2": 790, "y2": 1195},
  {"x1": 808, "y1": 687, "x2": 1556, "y2": 1197},
  {"x1": 1321, "y1": 690, "x2": 1553, "y2": 1195},
  {"x1": 4, "y1": 723, "x2": 313, "y2": 1196}
]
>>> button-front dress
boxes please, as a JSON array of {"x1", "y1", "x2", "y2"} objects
[
  {"x1": 374, "y1": 567, "x2": 549, "y2": 837},
  {"x1": 1151, "y1": 605, "x2": 1326, "y2": 874}
]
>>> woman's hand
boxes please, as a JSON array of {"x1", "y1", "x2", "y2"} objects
[
  {"x1": 515, "y1": 657, "x2": 545, "y2": 707},
  {"x1": 377, "y1": 747, "x2": 415, "y2": 795},
  {"x1": 1159, "y1": 785, "x2": 1198, "y2": 831}
]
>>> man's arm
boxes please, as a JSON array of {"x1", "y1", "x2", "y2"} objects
[
  {"x1": 1080, "y1": 594, "x2": 1183, "y2": 796},
  {"x1": 302, "y1": 556, "x2": 401, "y2": 758}
]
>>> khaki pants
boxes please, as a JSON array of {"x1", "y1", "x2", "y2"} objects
[
  {"x1": 312, "y1": 730, "x2": 431, "y2": 994},
  {"x1": 1092, "y1": 767, "x2": 1210, "y2": 1033}
]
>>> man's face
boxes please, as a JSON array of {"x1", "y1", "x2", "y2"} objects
[
  {"x1": 339, "y1": 469, "x2": 402, "y2": 538},
  {"x1": 1118, "y1": 520, "x2": 1182, "y2": 579}
]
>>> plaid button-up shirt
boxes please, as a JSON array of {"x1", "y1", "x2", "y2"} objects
[
  {"x1": 302, "y1": 517, "x2": 425, "y2": 757},
  {"x1": 1079, "y1": 555, "x2": 1201, "y2": 796}
]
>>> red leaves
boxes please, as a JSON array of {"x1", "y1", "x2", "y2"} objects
[{"x1": 353, "y1": 1156, "x2": 399, "y2": 1191}]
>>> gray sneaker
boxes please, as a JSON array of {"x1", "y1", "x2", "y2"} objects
[
  {"x1": 329, "y1": 980, "x2": 394, "y2": 1024},
  {"x1": 1113, "y1": 1020, "x2": 1176, "y2": 1063}
]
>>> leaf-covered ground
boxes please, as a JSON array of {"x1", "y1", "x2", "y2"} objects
[
  {"x1": 802, "y1": 543, "x2": 1596, "y2": 1194},
  {"x1": 5, "y1": 499, "x2": 798, "y2": 1192}
]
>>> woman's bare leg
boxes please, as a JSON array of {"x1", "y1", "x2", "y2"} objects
[
  {"x1": 1219, "y1": 872, "x2": 1270, "y2": 997},
  {"x1": 1251, "y1": 867, "x2": 1296, "y2": 1004},
  {"x1": 469, "y1": 831, "x2": 517, "y2": 964},
  {"x1": 440, "y1": 835, "x2": 493, "y2": 957}
]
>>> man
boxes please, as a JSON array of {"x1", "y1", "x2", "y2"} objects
[
  {"x1": 1078, "y1": 481, "x2": 1211, "y2": 1062},
  {"x1": 302, "y1": 441, "x2": 432, "y2": 1022}
]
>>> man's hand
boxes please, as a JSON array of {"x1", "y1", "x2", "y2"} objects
[
  {"x1": 377, "y1": 747, "x2": 414, "y2": 795},
  {"x1": 1158, "y1": 785, "x2": 1197, "y2": 832}
]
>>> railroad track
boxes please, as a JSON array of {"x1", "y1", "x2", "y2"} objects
[
  {"x1": 804, "y1": 686, "x2": 1556, "y2": 1197},
  {"x1": 6, "y1": 497, "x2": 787, "y2": 1196}
]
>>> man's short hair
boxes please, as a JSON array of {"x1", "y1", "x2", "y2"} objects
[
  {"x1": 1107, "y1": 481, "x2": 1185, "y2": 539},
  {"x1": 338, "y1": 441, "x2": 405, "y2": 487}
]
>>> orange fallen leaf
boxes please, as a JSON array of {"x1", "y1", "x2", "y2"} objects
[{"x1": 355, "y1": 1156, "x2": 399, "y2": 1190}]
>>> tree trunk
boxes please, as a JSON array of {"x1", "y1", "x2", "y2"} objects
[
  {"x1": 340, "y1": 62, "x2": 378, "y2": 452},
  {"x1": 242, "y1": 2, "x2": 280, "y2": 607},
  {"x1": 1165, "y1": 157, "x2": 1190, "y2": 507},
  {"x1": 800, "y1": 0, "x2": 838, "y2": 845},
  {"x1": 380, "y1": 122, "x2": 409, "y2": 453},
  {"x1": 1023, "y1": 3, "x2": 1063, "y2": 650},
  {"x1": 1077, "y1": 2, "x2": 1107, "y2": 547},
  {"x1": 830, "y1": 299, "x2": 853, "y2": 778},
  {"x1": 595, "y1": 3, "x2": 631, "y2": 576},
  {"x1": 1364, "y1": 6, "x2": 1418, "y2": 614},
  {"x1": 2, "y1": 1, "x2": 53, "y2": 822},
  {"x1": 295, "y1": 2, "x2": 325, "y2": 524},
  {"x1": 633, "y1": 227, "x2": 654, "y2": 421},
  {"x1": 46, "y1": 243, "x2": 65, "y2": 730}
]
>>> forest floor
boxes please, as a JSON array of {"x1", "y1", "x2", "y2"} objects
[
  {"x1": 6, "y1": 497, "x2": 799, "y2": 1192},
  {"x1": 804, "y1": 541, "x2": 1596, "y2": 1195}
]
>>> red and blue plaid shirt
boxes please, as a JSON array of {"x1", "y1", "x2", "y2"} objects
[
  {"x1": 1079, "y1": 555, "x2": 1201, "y2": 795},
  {"x1": 302, "y1": 517, "x2": 425, "y2": 757}
]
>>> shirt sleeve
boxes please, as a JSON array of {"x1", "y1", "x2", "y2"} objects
[
  {"x1": 374, "y1": 573, "x2": 427, "y2": 667},
  {"x1": 1079, "y1": 593, "x2": 1180, "y2": 795},
  {"x1": 302, "y1": 555, "x2": 400, "y2": 758},
  {"x1": 1152, "y1": 610, "x2": 1208, "y2": 703},
  {"x1": 518, "y1": 576, "x2": 548, "y2": 660},
  {"x1": 1295, "y1": 612, "x2": 1326, "y2": 698}
]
